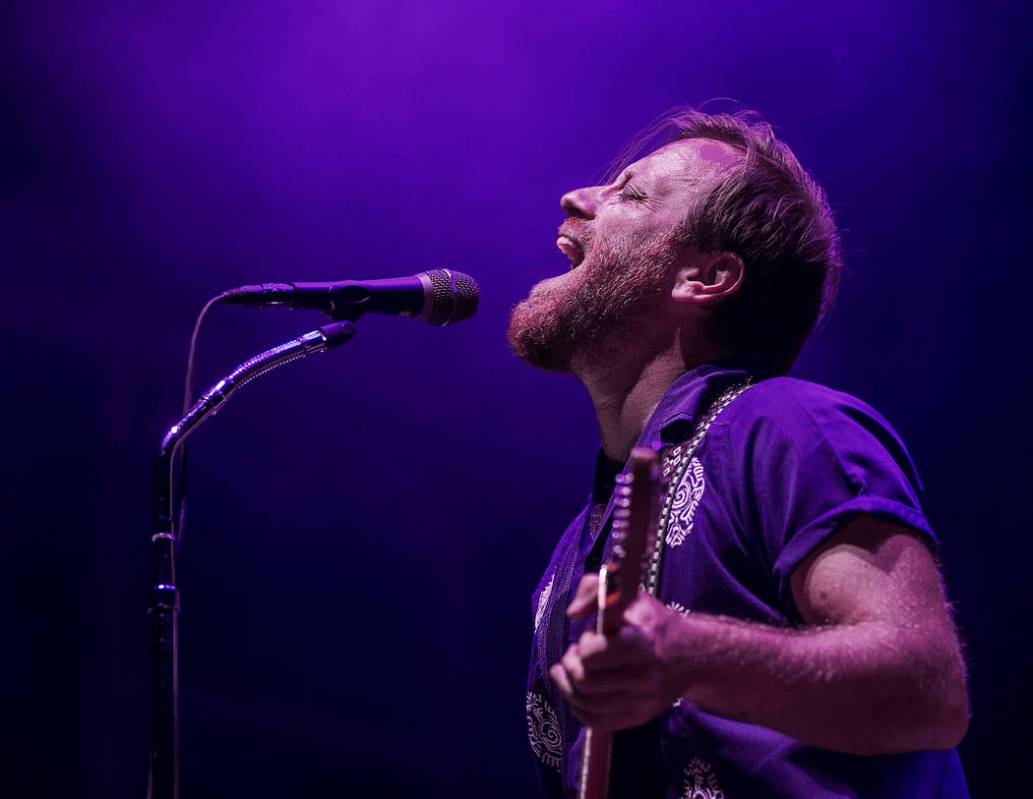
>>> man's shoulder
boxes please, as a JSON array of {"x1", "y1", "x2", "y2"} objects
[
  {"x1": 727, "y1": 375, "x2": 883, "y2": 420},
  {"x1": 710, "y1": 375, "x2": 922, "y2": 485},
  {"x1": 715, "y1": 375, "x2": 903, "y2": 449}
]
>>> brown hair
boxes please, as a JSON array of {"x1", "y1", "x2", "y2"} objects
[{"x1": 614, "y1": 108, "x2": 843, "y2": 374}]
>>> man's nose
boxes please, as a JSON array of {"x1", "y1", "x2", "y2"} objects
[{"x1": 560, "y1": 186, "x2": 598, "y2": 220}]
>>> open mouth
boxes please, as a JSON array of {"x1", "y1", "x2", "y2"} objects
[{"x1": 556, "y1": 234, "x2": 585, "y2": 270}]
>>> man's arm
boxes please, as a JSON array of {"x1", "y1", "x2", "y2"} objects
[{"x1": 550, "y1": 515, "x2": 969, "y2": 756}]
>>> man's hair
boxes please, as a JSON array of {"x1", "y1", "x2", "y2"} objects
[{"x1": 615, "y1": 108, "x2": 843, "y2": 375}]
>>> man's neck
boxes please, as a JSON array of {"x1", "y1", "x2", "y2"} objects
[{"x1": 575, "y1": 334, "x2": 725, "y2": 465}]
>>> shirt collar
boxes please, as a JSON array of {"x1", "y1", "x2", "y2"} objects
[
  {"x1": 591, "y1": 448, "x2": 622, "y2": 504},
  {"x1": 582, "y1": 359, "x2": 753, "y2": 545},
  {"x1": 652, "y1": 359, "x2": 754, "y2": 445},
  {"x1": 587, "y1": 359, "x2": 755, "y2": 495}
]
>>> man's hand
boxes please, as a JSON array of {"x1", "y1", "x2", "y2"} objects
[
  {"x1": 546, "y1": 517, "x2": 969, "y2": 755},
  {"x1": 548, "y1": 572, "x2": 688, "y2": 731}
]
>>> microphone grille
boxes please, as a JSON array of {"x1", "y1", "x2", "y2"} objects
[{"x1": 425, "y1": 269, "x2": 480, "y2": 326}]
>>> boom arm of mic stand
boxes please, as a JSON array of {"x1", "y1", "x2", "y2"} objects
[{"x1": 147, "y1": 319, "x2": 355, "y2": 799}]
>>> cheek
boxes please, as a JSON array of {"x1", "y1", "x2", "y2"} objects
[
  {"x1": 641, "y1": 240, "x2": 672, "y2": 261},
  {"x1": 598, "y1": 217, "x2": 676, "y2": 259},
  {"x1": 640, "y1": 223, "x2": 685, "y2": 265}
]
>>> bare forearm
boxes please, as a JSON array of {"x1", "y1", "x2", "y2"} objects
[{"x1": 662, "y1": 612, "x2": 969, "y2": 755}]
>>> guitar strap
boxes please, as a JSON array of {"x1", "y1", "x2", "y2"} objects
[
  {"x1": 643, "y1": 380, "x2": 753, "y2": 598},
  {"x1": 600, "y1": 380, "x2": 754, "y2": 799}
]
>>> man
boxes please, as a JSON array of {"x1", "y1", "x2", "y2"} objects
[{"x1": 508, "y1": 109, "x2": 969, "y2": 798}]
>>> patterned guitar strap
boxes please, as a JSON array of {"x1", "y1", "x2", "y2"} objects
[
  {"x1": 643, "y1": 379, "x2": 753, "y2": 597},
  {"x1": 607, "y1": 380, "x2": 753, "y2": 798}
]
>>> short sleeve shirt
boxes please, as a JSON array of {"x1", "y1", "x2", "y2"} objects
[{"x1": 525, "y1": 363, "x2": 968, "y2": 798}]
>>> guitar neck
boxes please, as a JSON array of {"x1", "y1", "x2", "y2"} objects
[{"x1": 578, "y1": 447, "x2": 661, "y2": 799}]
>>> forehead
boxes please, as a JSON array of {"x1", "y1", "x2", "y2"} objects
[{"x1": 623, "y1": 137, "x2": 741, "y2": 186}]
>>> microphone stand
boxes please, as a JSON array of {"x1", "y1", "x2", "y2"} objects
[{"x1": 147, "y1": 319, "x2": 356, "y2": 799}]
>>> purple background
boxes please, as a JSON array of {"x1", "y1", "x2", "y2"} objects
[{"x1": 3, "y1": 1, "x2": 1030, "y2": 796}]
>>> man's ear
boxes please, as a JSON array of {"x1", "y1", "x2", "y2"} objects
[{"x1": 671, "y1": 251, "x2": 744, "y2": 307}]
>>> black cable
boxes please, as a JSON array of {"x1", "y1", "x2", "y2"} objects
[{"x1": 174, "y1": 291, "x2": 231, "y2": 548}]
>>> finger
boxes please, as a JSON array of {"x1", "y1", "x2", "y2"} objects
[
  {"x1": 566, "y1": 665, "x2": 642, "y2": 696},
  {"x1": 561, "y1": 645, "x2": 585, "y2": 683},
  {"x1": 550, "y1": 659, "x2": 604, "y2": 715},
  {"x1": 550, "y1": 663, "x2": 576, "y2": 699},
  {"x1": 567, "y1": 573, "x2": 600, "y2": 619},
  {"x1": 623, "y1": 589, "x2": 666, "y2": 627},
  {"x1": 569, "y1": 706, "x2": 639, "y2": 732},
  {"x1": 576, "y1": 630, "x2": 607, "y2": 659},
  {"x1": 551, "y1": 674, "x2": 623, "y2": 721},
  {"x1": 576, "y1": 628, "x2": 643, "y2": 672},
  {"x1": 551, "y1": 669, "x2": 595, "y2": 714},
  {"x1": 557, "y1": 643, "x2": 632, "y2": 699},
  {"x1": 553, "y1": 654, "x2": 638, "y2": 699}
]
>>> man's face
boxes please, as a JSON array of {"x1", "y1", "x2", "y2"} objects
[{"x1": 507, "y1": 137, "x2": 739, "y2": 371}]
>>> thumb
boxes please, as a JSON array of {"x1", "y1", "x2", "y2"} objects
[
  {"x1": 566, "y1": 572, "x2": 601, "y2": 619},
  {"x1": 623, "y1": 588, "x2": 662, "y2": 627}
]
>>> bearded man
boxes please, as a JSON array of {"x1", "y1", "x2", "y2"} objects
[{"x1": 509, "y1": 109, "x2": 969, "y2": 799}]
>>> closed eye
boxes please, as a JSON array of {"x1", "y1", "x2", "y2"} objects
[{"x1": 620, "y1": 184, "x2": 648, "y2": 202}]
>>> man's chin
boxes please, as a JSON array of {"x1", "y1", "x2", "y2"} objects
[{"x1": 506, "y1": 295, "x2": 576, "y2": 372}]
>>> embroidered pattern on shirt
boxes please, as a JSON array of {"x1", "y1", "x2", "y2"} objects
[
  {"x1": 534, "y1": 574, "x2": 554, "y2": 632},
  {"x1": 680, "y1": 756, "x2": 725, "y2": 799},
  {"x1": 666, "y1": 457, "x2": 705, "y2": 548},
  {"x1": 525, "y1": 691, "x2": 563, "y2": 769}
]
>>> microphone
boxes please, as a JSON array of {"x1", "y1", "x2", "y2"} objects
[{"x1": 221, "y1": 269, "x2": 479, "y2": 326}]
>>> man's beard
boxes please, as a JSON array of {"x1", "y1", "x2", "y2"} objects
[{"x1": 507, "y1": 229, "x2": 676, "y2": 372}]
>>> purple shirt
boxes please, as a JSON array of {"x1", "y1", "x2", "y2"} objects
[{"x1": 526, "y1": 363, "x2": 968, "y2": 798}]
